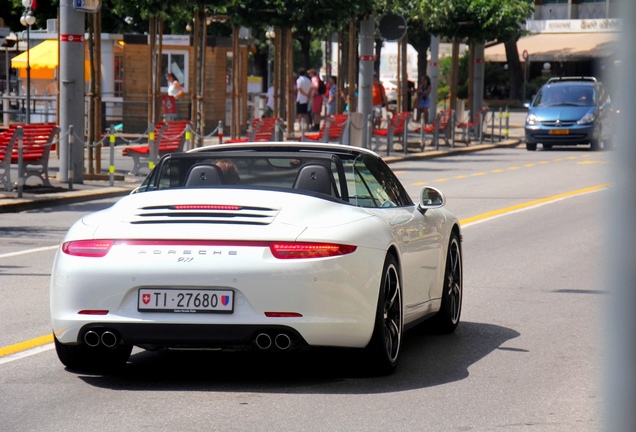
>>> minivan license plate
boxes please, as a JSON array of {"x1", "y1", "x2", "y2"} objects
[
  {"x1": 138, "y1": 288, "x2": 234, "y2": 313},
  {"x1": 549, "y1": 129, "x2": 569, "y2": 135}
]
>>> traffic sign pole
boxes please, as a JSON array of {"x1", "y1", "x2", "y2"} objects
[{"x1": 59, "y1": 0, "x2": 86, "y2": 183}]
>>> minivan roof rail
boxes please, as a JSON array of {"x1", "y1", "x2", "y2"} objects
[{"x1": 547, "y1": 76, "x2": 597, "y2": 84}]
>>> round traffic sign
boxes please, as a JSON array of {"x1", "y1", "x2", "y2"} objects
[
  {"x1": 522, "y1": 50, "x2": 529, "y2": 60},
  {"x1": 379, "y1": 13, "x2": 407, "y2": 42}
]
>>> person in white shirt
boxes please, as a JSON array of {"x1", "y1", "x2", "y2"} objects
[
  {"x1": 166, "y1": 73, "x2": 184, "y2": 99},
  {"x1": 295, "y1": 68, "x2": 312, "y2": 131}
]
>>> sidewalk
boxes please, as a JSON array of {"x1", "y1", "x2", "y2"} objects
[{"x1": 0, "y1": 111, "x2": 526, "y2": 213}]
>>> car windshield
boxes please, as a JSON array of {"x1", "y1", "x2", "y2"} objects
[
  {"x1": 136, "y1": 151, "x2": 412, "y2": 208},
  {"x1": 534, "y1": 85, "x2": 596, "y2": 107}
]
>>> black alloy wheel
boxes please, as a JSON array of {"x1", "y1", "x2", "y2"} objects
[
  {"x1": 428, "y1": 232, "x2": 463, "y2": 333},
  {"x1": 365, "y1": 254, "x2": 403, "y2": 375}
]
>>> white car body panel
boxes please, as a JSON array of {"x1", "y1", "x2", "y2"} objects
[{"x1": 50, "y1": 143, "x2": 461, "y2": 368}]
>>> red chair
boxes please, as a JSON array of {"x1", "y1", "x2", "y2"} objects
[
  {"x1": 225, "y1": 117, "x2": 282, "y2": 143},
  {"x1": 372, "y1": 111, "x2": 412, "y2": 154},
  {"x1": 413, "y1": 109, "x2": 455, "y2": 149},
  {"x1": 302, "y1": 114, "x2": 349, "y2": 143},
  {"x1": 122, "y1": 120, "x2": 191, "y2": 175},
  {"x1": 456, "y1": 107, "x2": 489, "y2": 143}
]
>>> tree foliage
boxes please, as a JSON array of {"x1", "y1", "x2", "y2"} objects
[
  {"x1": 228, "y1": 0, "x2": 374, "y2": 30},
  {"x1": 420, "y1": 0, "x2": 534, "y2": 42}
]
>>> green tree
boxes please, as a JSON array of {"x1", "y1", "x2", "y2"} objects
[
  {"x1": 420, "y1": 0, "x2": 534, "y2": 101},
  {"x1": 229, "y1": 0, "x2": 374, "y2": 68}
]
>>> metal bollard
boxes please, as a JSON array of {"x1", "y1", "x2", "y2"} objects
[
  {"x1": 491, "y1": 111, "x2": 495, "y2": 143},
  {"x1": 185, "y1": 123, "x2": 193, "y2": 151},
  {"x1": 343, "y1": 114, "x2": 351, "y2": 146},
  {"x1": 420, "y1": 115, "x2": 425, "y2": 151},
  {"x1": 148, "y1": 122, "x2": 156, "y2": 172},
  {"x1": 498, "y1": 108, "x2": 503, "y2": 141},
  {"x1": 68, "y1": 125, "x2": 74, "y2": 191},
  {"x1": 504, "y1": 107, "x2": 510, "y2": 139},
  {"x1": 402, "y1": 115, "x2": 409, "y2": 156},
  {"x1": 450, "y1": 113, "x2": 456, "y2": 148},
  {"x1": 16, "y1": 127, "x2": 24, "y2": 198},
  {"x1": 109, "y1": 125, "x2": 116, "y2": 187},
  {"x1": 218, "y1": 121, "x2": 223, "y2": 144},
  {"x1": 434, "y1": 112, "x2": 441, "y2": 150}
]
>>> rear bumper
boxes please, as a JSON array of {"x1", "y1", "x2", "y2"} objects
[{"x1": 75, "y1": 322, "x2": 308, "y2": 351}]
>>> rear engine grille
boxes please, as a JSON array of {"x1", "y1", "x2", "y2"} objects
[{"x1": 131, "y1": 205, "x2": 280, "y2": 225}]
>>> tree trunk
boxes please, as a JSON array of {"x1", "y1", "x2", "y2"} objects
[
  {"x1": 374, "y1": 38, "x2": 382, "y2": 75},
  {"x1": 295, "y1": 29, "x2": 312, "y2": 68},
  {"x1": 449, "y1": 38, "x2": 460, "y2": 114},
  {"x1": 504, "y1": 36, "x2": 523, "y2": 101}
]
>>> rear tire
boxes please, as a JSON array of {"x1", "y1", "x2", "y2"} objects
[
  {"x1": 365, "y1": 254, "x2": 403, "y2": 375},
  {"x1": 54, "y1": 334, "x2": 132, "y2": 371},
  {"x1": 427, "y1": 232, "x2": 463, "y2": 334},
  {"x1": 526, "y1": 142, "x2": 537, "y2": 151}
]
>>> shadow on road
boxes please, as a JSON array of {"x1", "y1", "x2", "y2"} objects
[{"x1": 77, "y1": 321, "x2": 520, "y2": 394}]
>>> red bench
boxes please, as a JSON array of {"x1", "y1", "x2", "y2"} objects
[
  {"x1": 0, "y1": 123, "x2": 60, "y2": 190},
  {"x1": 372, "y1": 111, "x2": 412, "y2": 154},
  {"x1": 225, "y1": 117, "x2": 283, "y2": 143},
  {"x1": 456, "y1": 106, "x2": 489, "y2": 143},
  {"x1": 414, "y1": 109, "x2": 455, "y2": 149},
  {"x1": 302, "y1": 113, "x2": 349, "y2": 143},
  {"x1": 122, "y1": 120, "x2": 191, "y2": 176}
]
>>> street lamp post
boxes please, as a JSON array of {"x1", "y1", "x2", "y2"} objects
[
  {"x1": 265, "y1": 28, "x2": 275, "y2": 89},
  {"x1": 20, "y1": 0, "x2": 35, "y2": 124}
]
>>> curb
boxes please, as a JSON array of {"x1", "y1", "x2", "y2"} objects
[{"x1": 0, "y1": 187, "x2": 134, "y2": 214}]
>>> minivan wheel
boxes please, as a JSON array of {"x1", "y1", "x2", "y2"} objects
[{"x1": 526, "y1": 142, "x2": 537, "y2": 151}]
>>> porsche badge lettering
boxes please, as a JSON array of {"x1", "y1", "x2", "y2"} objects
[{"x1": 137, "y1": 249, "x2": 237, "y2": 256}]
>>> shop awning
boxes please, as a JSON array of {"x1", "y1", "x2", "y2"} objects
[
  {"x1": 484, "y1": 32, "x2": 619, "y2": 63},
  {"x1": 11, "y1": 39, "x2": 90, "y2": 80},
  {"x1": 11, "y1": 39, "x2": 58, "y2": 70}
]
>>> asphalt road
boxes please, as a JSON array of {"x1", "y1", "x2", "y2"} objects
[{"x1": 0, "y1": 145, "x2": 610, "y2": 431}]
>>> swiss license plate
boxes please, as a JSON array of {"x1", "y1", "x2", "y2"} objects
[
  {"x1": 138, "y1": 288, "x2": 234, "y2": 313},
  {"x1": 549, "y1": 129, "x2": 569, "y2": 135}
]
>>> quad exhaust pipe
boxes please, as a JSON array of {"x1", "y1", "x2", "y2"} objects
[
  {"x1": 83, "y1": 329, "x2": 119, "y2": 348},
  {"x1": 255, "y1": 332, "x2": 293, "y2": 351}
]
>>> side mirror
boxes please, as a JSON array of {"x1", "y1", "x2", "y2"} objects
[{"x1": 418, "y1": 186, "x2": 445, "y2": 213}]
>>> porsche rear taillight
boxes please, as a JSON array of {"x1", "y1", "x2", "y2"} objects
[
  {"x1": 61, "y1": 239, "x2": 356, "y2": 259},
  {"x1": 269, "y1": 242, "x2": 356, "y2": 259},
  {"x1": 61, "y1": 240, "x2": 114, "y2": 257}
]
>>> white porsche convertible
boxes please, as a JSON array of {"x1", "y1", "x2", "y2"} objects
[{"x1": 51, "y1": 142, "x2": 462, "y2": 375}]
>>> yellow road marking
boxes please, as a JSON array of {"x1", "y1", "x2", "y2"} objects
[
  {"x1": 0, "y1": 334, "x2": 53, "y2": 358},
  {"x1": 579, "y1": 160, "x2": 609, "y2": 165},
  {"x1": 460, "y1": 183, "x2": 611, "y2": 226}
]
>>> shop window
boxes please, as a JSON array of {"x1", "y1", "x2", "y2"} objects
[
  {"x1": 114, "y1": 53, "x2": 123, "y2": 97},
  {"x1": 161, "y1": 51, "x2": 188, "y2": 92}
]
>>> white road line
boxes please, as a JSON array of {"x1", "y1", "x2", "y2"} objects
[
  {"x1": 0, "y1": 344, "x2": 54, "y2": 365},
  {"x1": 0, "y1": 245, "x2": 58, "y2": 259}
]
